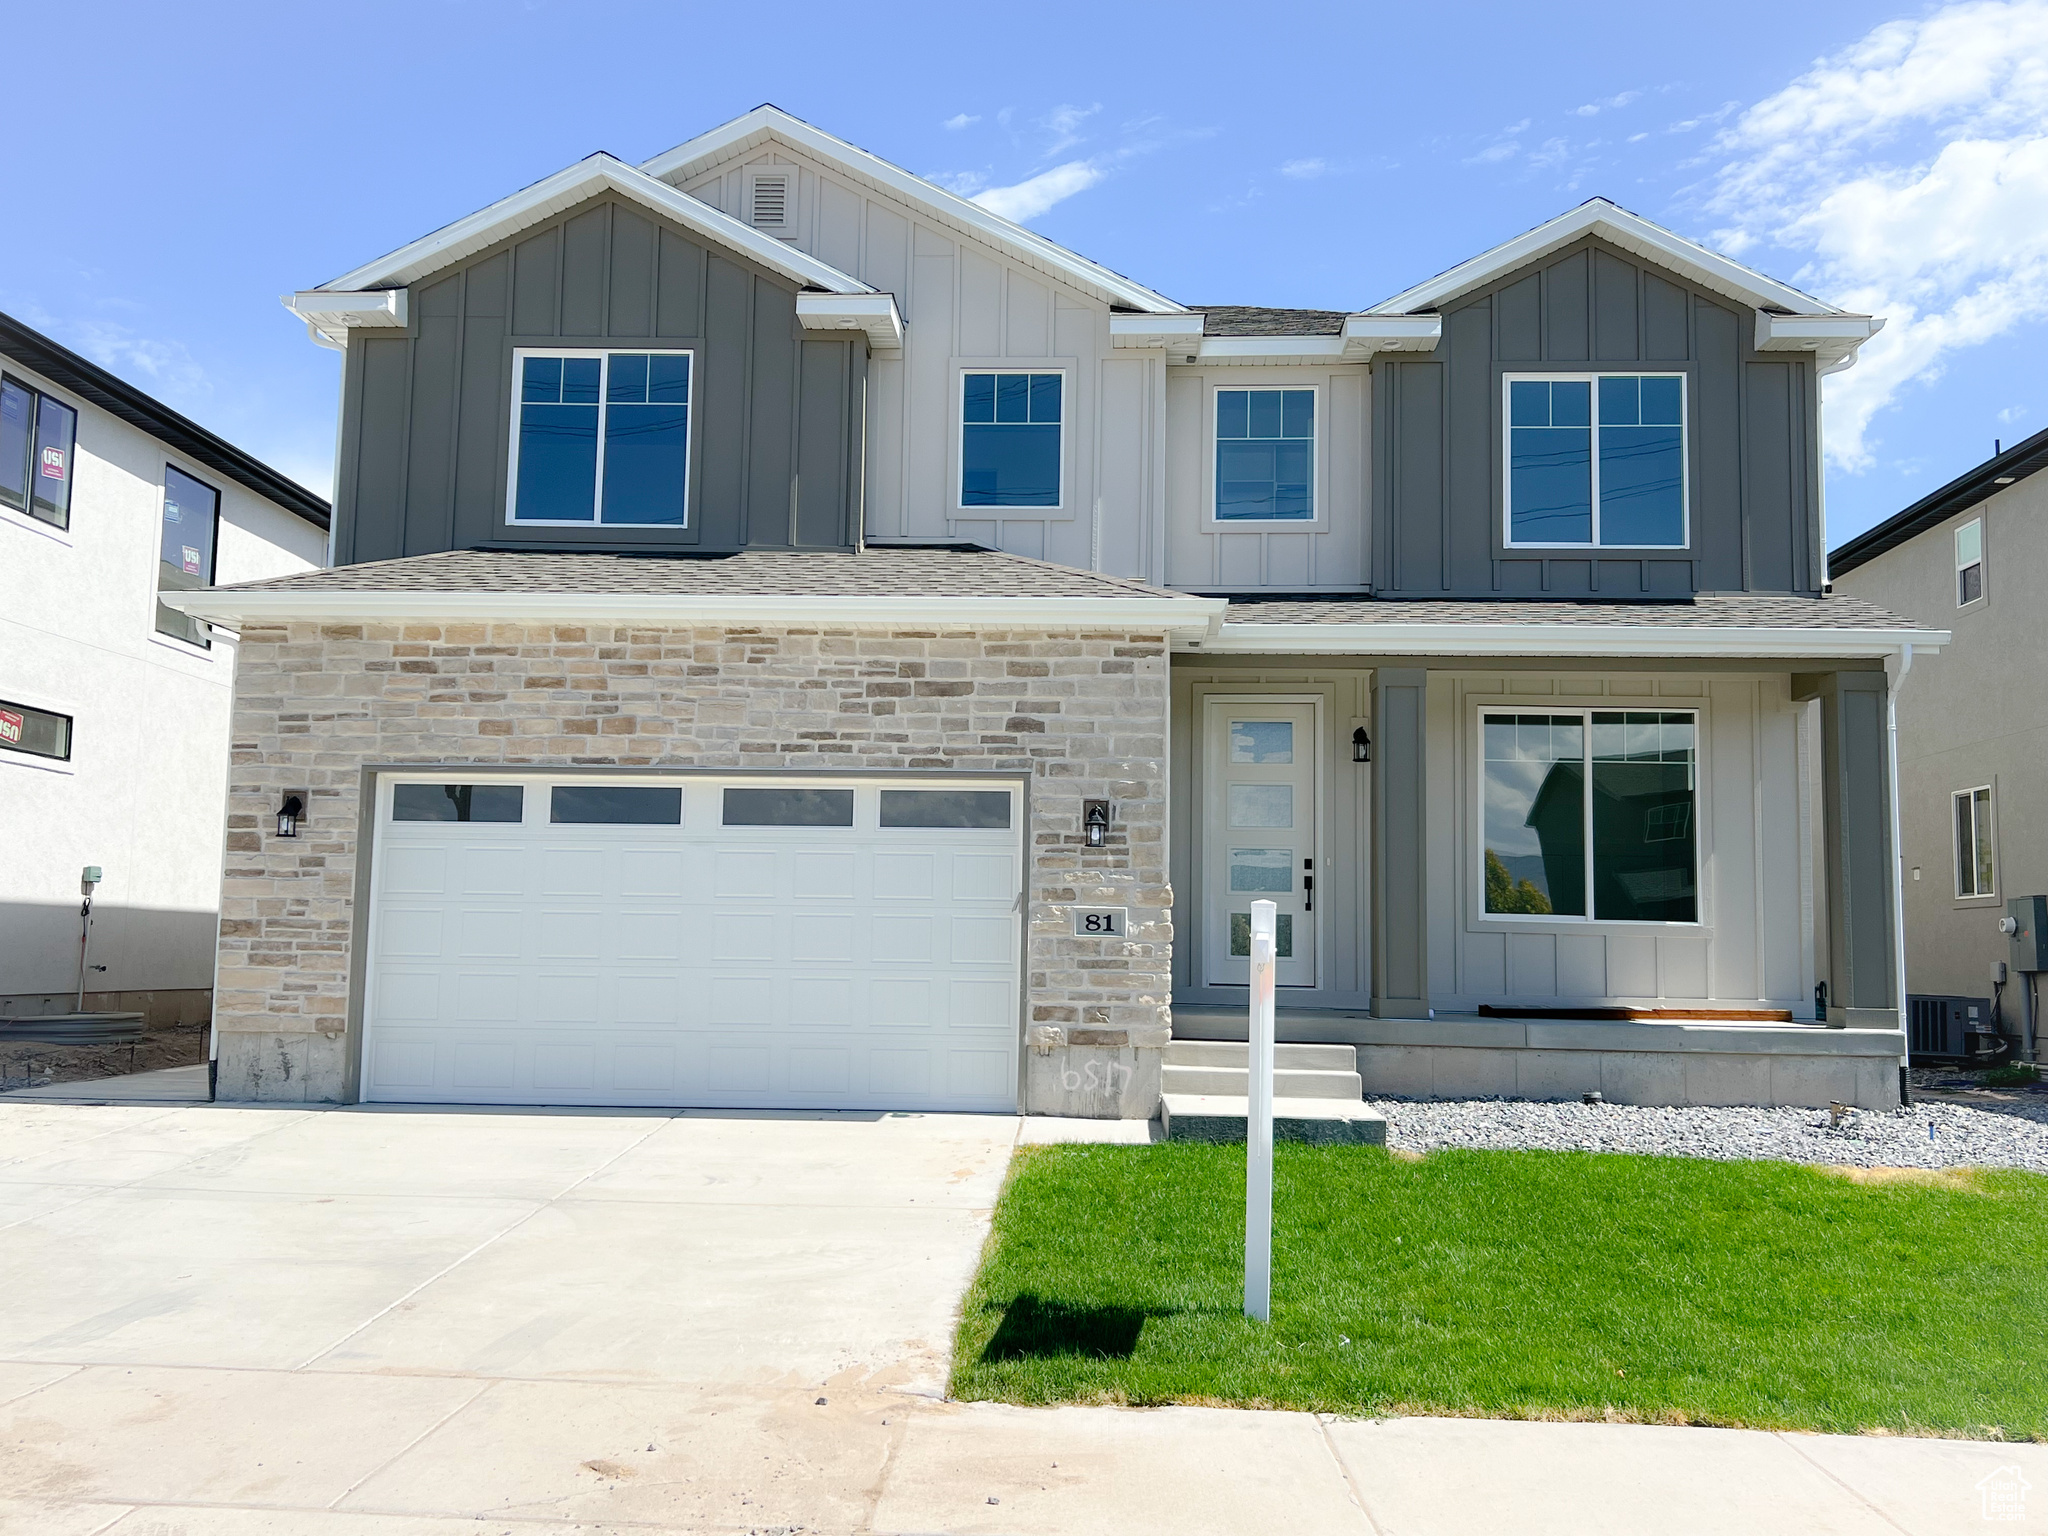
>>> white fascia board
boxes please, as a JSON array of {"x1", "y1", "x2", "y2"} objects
[
  {"x1": 639, "y1": 106, "x2": 1187, "y2": 316},
  {"x1": 1109, "y1": 313, "x2": 1206, "y2": 348},
  {"x1": 312, "y1": 153, "x2": 872, "y2": 300},
  {"x1": 284, "y1": 288, "x2": 408, "y2": 347},
  {"x1": 1195, "y1": 336, "x2": 1349, "y2": 361},
  {"x1": 158, "y1": 587, "x2": 1229, "y2": 637},
  {"x1": 1342, "y1": 314, "x2": 1441, "y2": 353},
  {"x1": 1191, "y1": 621, "x2": 1949, "y2": 660},
  {"x1": 795, "y1": 292, "x2": 904, "y2": 351},
  {"x1": 1758, "y1": 311, "x2": 1884, "y2": 375},
  {"x1": 1365, "y1": 199, "x2": 1841, "y2": 321}
]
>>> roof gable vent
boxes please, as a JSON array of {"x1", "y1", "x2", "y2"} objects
[{"x1": 750, "y1": 173, "x2": 789, "y2": 232}]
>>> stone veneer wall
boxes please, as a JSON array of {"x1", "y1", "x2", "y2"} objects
[{"x1": 215, "y1": 621, "x2": 1172, "y2": 1114}]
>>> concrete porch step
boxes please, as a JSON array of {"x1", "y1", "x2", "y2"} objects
[
  {"x1": 1164, "y1": 1040, "x2": 1360, "y2": 1072},
  {"x1": 1160, "y1": 1064, "x2": 1365, "y2": 1100},
  {"x1": 1160, "y1": 1093, "x2": 1388, "y2": 1146}
]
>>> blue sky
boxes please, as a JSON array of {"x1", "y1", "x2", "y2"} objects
[{"x1": 5, "y1": 0, "x2": 2043, "y2": 547}]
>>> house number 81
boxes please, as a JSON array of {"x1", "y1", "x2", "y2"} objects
[{"x1": 1072, "y1": 907, "x2": 1127, "y2": 937}]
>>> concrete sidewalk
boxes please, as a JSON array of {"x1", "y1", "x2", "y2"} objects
[{"x1": 0, "y1": 1100, "x2": 2034, "y2": 1535}]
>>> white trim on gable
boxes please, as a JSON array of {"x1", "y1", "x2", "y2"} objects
[
  {"x1": 302, "y1": 153, "x2": 873, "y2": 309},
  {"x1": 640, "y1": 105, "x2": 1187, "y2": 316},
  {"x1": 1365, "y1": 197, "x2": 1862, "y2": 330}
]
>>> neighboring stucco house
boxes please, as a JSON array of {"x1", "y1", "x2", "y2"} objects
[
  {"x1": 1, "y1": 311, "x2": 330, "y2": 1029},
  {"x1": 1832, "y1": 429, "x2": 2048, "y2": 1063},
  {"x1": 164, "y1": 106, "x2": 1944, "y2": 1117}
]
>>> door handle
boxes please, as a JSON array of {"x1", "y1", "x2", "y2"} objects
[{"x1": 1303, "y1": 875, "x2": 1313, "y2": 912}]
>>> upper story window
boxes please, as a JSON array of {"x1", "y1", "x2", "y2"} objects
[
  {"x1": 1954, "y1": 785, "x2": 1995, "y2": 898},
  {"x1": 961, "y1": 371, "x2": 1061, "y2": 509},
  {"x1": 157, "y1": 465, "x2": 220, "y2": 647},
  {"x1": 1216, "y1": 388, "x2": 1314, "y2": 521},
  {"x1": 1956, "y1": 518, "x2": 1984, "y2": 606},
  {"x1": 1, "y1": 375, "x2": 78, "y2": 530},
  {"x1": 0, "y1": 697, "x2": 71, "y2": 761},
  {"x1": 1505, "y1": 374, "x2": 1686, "y2": 549},
  {"x1": 1480, "y1": 709, "x2": 1698, "y2": 924},
  {"x1": 509, "y1": 350, "x2": 691, "y2": 526}
]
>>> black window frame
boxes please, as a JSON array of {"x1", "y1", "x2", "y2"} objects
[
  {"x1": 156, "y1": 462, "x2": 223, "y2": 649},
  {"x1": 1, "y1": 372, "x2": 79, "y2": 531},
  {"x1": 0, "y1": 697, "x2": 74, "y2": 762}
]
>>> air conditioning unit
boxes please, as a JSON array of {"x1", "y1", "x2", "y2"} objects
[{"x1": 1906, "y1": 994, "x2": 2006, "y2": 1063}]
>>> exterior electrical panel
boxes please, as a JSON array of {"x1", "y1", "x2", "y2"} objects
[{"x1": 2007, "y1": 896, "x2": 2048, "y2": 972}]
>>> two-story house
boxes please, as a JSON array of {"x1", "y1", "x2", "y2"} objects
[
  {"x1": 2, "y1": 310, "x2": 329, "y2": 1045},
  {"x1": 165, "y1": 106, "x2": 1944, "y2": 1118},
  {"x1": 1832, "y1": 430, "x2": 2048, "y2": 1066}
]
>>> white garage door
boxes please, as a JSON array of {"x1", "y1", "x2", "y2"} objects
[{"x1": 361, "y1": 774, "x2": 1023, "y2": 1110}]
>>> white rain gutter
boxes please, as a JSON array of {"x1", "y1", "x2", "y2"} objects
[
  {"x1": 157, "y1": 587, "x2": 1229, "y2": 639},
  {"x1": 1191, "y1": 622, "x2": 1949, "y2": 661}
]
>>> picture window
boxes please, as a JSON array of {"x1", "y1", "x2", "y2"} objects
[
  {"x1": 510, "y1": 350, "x2": 691, "y2": 526},
  {"x1": 960, "y1": 371, "x2": 1061, "y2": 508},
  {"x1": 157, "y1": 465, "x2": 220, "y2": 647},
  {"x1": 1, "y1": 375, "x2": 78, "y2": 530},
  {"x1": 1954, "y1": 785, "x2": 1995, "y2": 898},
  {"x1": 0, "y1": 697, "x2": 72, "y2": 761},
  {"x1": 1505, "y1": 374, "x2": 1686, "y2": 548}
]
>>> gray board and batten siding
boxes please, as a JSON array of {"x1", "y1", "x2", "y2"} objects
[
  {"x1": 1373, "y1": 234, "x2": 1822, "y2": 600},
  {"x1": 333, "y1": 193, "x2": 867, "y2": 564}
]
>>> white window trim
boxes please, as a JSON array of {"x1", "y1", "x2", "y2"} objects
[
  {"x1": 1206, "y1": 381, "x2": 1325, "y2": 528},
  {"x1": 1953, "y1": 783, "x2": 1997, "y2": 900},
  {"x1": 504, "y1": 347, "x2": 695, "y2": 528},
  {"x1": 1955, "y1": 516, "x2": 1985, "y2": 608},
  {"x1": 955, "y1": 366, "x2": 1068, "y2": 515},
  {"x1": 1501, "y1": 372, "x2": 1690, "y2": 551},
  {"x1": 1471, "y1": 701, "x2": 1704, "y2": 929}
]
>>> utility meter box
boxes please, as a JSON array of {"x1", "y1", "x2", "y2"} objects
[{"x1": 2007, "y1": 895, "x2": 2048, "y2": 972}]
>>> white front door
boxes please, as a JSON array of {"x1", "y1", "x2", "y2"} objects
[
  {"x1": 360, "y1": 774, "x2": 1023, "y2": 1111},
  {"x1": 1203, "y1": 701, "x2": 1318, "y2": 987}
]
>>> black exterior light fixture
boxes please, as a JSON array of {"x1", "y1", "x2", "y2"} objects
[
  {"x1": 1352, "y1": 727, "x2": 1372, "y2": 763},
  {"x1": 276, "y1": 793, "x2": 306, "y2": 838},
  {"x1": 1083, "y1": 799, "x2": 1111, "y2": 848}
]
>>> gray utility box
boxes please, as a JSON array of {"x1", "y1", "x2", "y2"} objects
[{"x1": 2009, "y1": 896, "x2": 2048, "y2": 973}]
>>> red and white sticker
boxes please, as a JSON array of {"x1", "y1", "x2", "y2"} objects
[
  {"x1": 0, "y1": 710, "x2": 22, "y2": 745},
  {"x1": 39, "y1": 446, "x2": 64, "y2": 479},
  {"x1": 181, "y1": 546, "x2": 202, "y2": 575}
]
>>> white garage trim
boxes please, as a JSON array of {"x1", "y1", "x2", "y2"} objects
[{"x1": 356, "y1": 769, "x2": 1027, "y2": 1111}]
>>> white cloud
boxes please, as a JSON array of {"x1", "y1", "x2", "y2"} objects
[
  {"x1": 943, "y1": 113, "x2": 979, "y2": 131},
  {"x1": 1041, "y1": 102, "x2": 1100, "y2": 158},
  {"x1": 1703, "y1": 0, "x2": 2048, "y2": 470},
  {"x1": 1574, "y1": 89, "x2": 1642, "y2": 117},
  {"x1": 925, "y1": 169, "x2": 988, "y2": 195},
  {"x1": 1279, "y1": 157, "x2": 1328, "y2": 179},
  {"x1": 972, "y1": 160, "x2": 1104, "y2": 222}
]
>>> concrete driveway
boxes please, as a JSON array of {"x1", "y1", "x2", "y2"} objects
[{"x1": 0, "y1": 1099, "x2": 2038, "y2": 1536}]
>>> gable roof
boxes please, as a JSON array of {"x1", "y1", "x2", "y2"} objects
[
  {"x1": 1830, "y1": 424, "x2": 2048, "y2": 578},
  {"x1": 302, "y1": 152, "x2": 873, "y2": 300},
  {"x1": 1366, "y1": 198, "x2": 1850, "y2": 321},
  {"x1": 0, "y1": 309, "x2": 330, "y2": 531},
  {"x1": 639, "y1": 105, "x2": 1187, "y2": 316}
]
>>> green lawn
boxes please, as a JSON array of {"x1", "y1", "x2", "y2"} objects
[{"x1": 949, "y1": 1144, "x2": 2048, "y2": 1439}]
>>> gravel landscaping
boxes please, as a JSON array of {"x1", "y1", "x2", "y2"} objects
[{"x1": 1370, "y1": 1094, "x2": 2048, "y2": 1172}]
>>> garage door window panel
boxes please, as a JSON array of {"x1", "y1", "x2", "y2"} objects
[
  {"x1": 879, "y1": 789, "x2": 1012, "y2": 828},
  {"x1": 722, "y1": 787, "x2": 855, "y2": 826},
  {"x1": 393, "y1": 783, "x2": 525, "y2": 823},
  {"x1": 550, "y1": 785, "x2": 682, "y2": 824}
]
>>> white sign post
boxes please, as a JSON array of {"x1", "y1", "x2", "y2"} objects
[{"x1": 1245, "y1": 898, "x2": 1277, "y2": 1323}]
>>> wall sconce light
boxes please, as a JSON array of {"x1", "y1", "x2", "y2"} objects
[
  {"x1": 1352, "y1": 727, "x2": 1372, "y2": 763},
  {"x1": 1083, "y1": 799, "x2": 1111, "y2": 848},
  {"x1": 276, "y1": 793, "x2": 306, "y2": 838}
]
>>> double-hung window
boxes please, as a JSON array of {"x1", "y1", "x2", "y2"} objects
[
  {"x1": 1, "y1": 375, "x2": 78, "y2": 529},
  {"x1": 1215, "y1": 388, "x2": 1314, "y2": 521},
  {"x1": 1505, "y1": 374, "x2": 1686, "y2": 548},
  {"x1": 509, "y1": 350, "x2": 692, "y2": 526},
  {"x1": 1481, "y1": 709, "x2": 1698, "y2": 923},
  {"x1": 961, "y1": 371, "x2": 1061, "y2": 508},
  {"x1": 157, "y1": 465, "x2": 220, "y2": 647},
  {"x1": 1956, "y1": 518, "x2": 1984, "y2": 606},
  {"x1": 1954, "y1": 786, "x2": 1995, "y2": 898}
]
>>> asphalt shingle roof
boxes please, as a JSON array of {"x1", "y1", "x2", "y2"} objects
[
  {"x1": 1189, "y1": 306, "x2": 1348, "y2": 337},
  {"x1": 215, "y1": 544, "x2": 1197, "y2": 601},
  {"x1": 1220, "y1": 593, "x2": 1924, "y2": 630}
]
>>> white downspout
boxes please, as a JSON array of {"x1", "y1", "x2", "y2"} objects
[{"x1": 1885, "y1": 642, "x2": 1914, "y2": 1095}]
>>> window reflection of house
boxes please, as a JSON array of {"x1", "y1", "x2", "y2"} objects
[
  {"x1": 1523, "y1": 761, "x2": 1587, "y2": 914},
  {"x1": 1525, "y1": 756, "x2": 1695, "y2": 922}
]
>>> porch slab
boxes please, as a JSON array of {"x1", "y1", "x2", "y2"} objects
[{"x1": 1170, "y1": 1008, "x2": 1906, "y2": 1109}]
